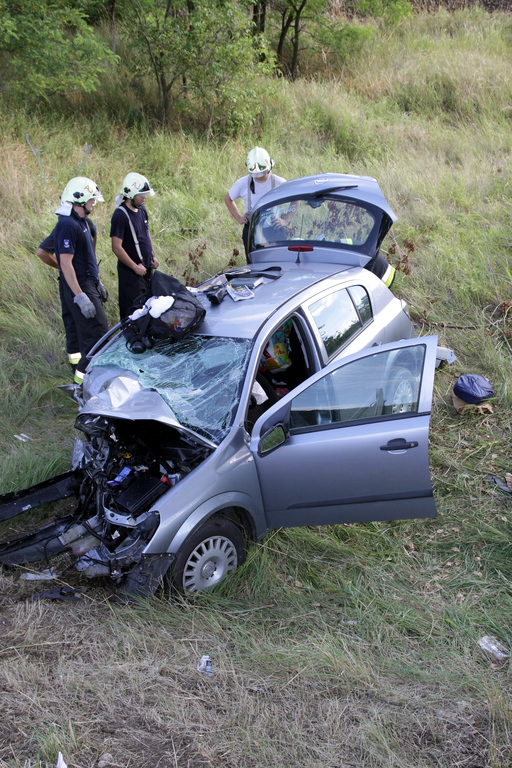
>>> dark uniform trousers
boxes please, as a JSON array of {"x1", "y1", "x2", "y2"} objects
[
  {"x1": 58, "y1": 275, "x2": 79, "y2": 356},
  {"x1": 118, "y1": 262, "x2": 152, "y2": 319},
  {"x1": 60, "y1": 279, "x2": 109, "y2": 376}
]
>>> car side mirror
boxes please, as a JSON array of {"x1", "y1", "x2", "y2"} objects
[{"x1": 258, "y1": 423, "x2": 288, "y2": 456}]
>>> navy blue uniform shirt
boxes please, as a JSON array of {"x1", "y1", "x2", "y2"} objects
[
  {"x1": 39, "y1": 219, "x2": 97, "y2": 254},
  {"x1": 54, "y1": 209, "x2": 99, "y2": 284},
  {"x1": 110, "y1": 203, "x2": 153, "y2": 268}
]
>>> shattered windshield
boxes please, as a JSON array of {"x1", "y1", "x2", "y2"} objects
[
  {"x1": 251, "y1": 197, "x2": 376, "y2": 252},
  {"x1": 89, "y1": 335, "x2": 252, "y2": 444}
]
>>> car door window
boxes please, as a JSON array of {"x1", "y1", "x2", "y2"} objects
[
  {"x1": 309, "y1": 288, "x2": 362, "y2": 359},
  {"x1": 290, "y1": 344, "x2": 425, "y2": 430}
]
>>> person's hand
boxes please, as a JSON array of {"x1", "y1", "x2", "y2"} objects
[
  {"x1": 74, "y1": 292, "x2": 96, "y2": 318},
  {"x1": 152, "y1": 255, "x2": 159, "y2": 269},
  {"x1": 241, "y1": 213, "x2": 248, "y2": 224},
  {"x1": 98, "y1": 281, "x2": 109, "y2": 303},
  {"x1": 133, "y1": 263, "x2": 147, "y2": 277}
]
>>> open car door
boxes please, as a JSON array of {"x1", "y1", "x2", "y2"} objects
[{"x1": 251, "y1": 336, "x2": 438, "y2": 529}]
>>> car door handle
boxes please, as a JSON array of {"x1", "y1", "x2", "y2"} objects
[{"x1": 380, "y1": 439, "x2": 418, "y2": 451}]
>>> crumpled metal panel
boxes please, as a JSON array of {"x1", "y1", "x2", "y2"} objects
[{"x1": 87, "y1": 335, "x2": 252, "y2": 444}]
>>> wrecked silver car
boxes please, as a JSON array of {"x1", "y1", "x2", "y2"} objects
[{"x1": 0, "y1": 173, "x2": 440, "y2": 598}]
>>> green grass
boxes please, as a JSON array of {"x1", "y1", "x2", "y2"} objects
[{"x1": 1, "y1": 7, "x2": 512, "y2": 768}]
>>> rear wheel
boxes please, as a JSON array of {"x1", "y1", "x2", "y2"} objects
[{"x1": 171, "y1": 516, "x2": 246, "y2": 594}]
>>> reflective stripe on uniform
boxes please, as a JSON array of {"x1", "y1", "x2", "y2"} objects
[
  {"x1": 73, "y1": 369, "x2": 85, "y2": 384},
  {"x1": 68, "y1": 352, "x2": 81, "y2": 365},
  {"x1": 382, "y1": 263, "x2": 396, "y2": 288}
]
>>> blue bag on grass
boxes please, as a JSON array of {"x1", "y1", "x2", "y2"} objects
[{"x1": 453, "y1": 374, "x2": 494, "y2": 404}]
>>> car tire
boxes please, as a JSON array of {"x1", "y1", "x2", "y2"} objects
[
  {"x1": 171, "y1": 516, "x2": 247, "y2": 594},
  {"x1": 385, "y1": 367, "x2": 417, "y2": 414}
]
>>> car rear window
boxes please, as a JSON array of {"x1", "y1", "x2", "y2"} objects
[{"x1": 251, "y1": 197, "x2": 376, "y2": 250}]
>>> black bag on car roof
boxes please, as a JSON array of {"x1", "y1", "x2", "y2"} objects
[{"x1": 122, "y1": 270, "x2": 206, "y2": 353}]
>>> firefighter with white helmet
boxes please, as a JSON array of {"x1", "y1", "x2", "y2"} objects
[
  {"x1": 36, "y1": 215, "x2": 99, "y2": 375},
  {"x1": 224, "y1": 147, "x2": 286, "y2": 258},
  {"x1": 110, "y1": 172, "x2": 159, "y2": 319},
  {"x1": 53, "y1": 177, "x2": 109, "y2": 387}
]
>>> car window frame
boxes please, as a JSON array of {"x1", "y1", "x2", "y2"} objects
[
  {"x1": 303, "y1": 282, "x2": 375, "y2": 365},
  {"x1": 243, "y1": 311, "x2": 320, "y2": 432}
]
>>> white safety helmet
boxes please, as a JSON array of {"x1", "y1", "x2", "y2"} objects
[
  {"x1": 61, "y1": 177, "x2": 104, "y2": 206},
  {"x1": 246, "y1": 147, "x2": 274, "y2": 177},
  {"x1": 121, "y1": 172, "x2": 155, "y2": 199}
]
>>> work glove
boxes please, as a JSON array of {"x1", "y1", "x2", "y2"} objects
[
  {"x1": 98, "y1": 280, "x2": 109, "y2": 303},
  {"x1": 74, "y1": 292, "x2": 96, "y2": 319}
]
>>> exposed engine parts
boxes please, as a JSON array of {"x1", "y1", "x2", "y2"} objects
[{"x1": 0, "y1": 416, "x2": 211, "y2": 596}]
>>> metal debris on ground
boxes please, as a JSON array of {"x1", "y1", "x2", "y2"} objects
[
  {"x1": 486, "y1": 474, "x2": 512, "y2": 497},
  {"x1": 29, "y1": 586, "x2": 83, "y2": 602}
]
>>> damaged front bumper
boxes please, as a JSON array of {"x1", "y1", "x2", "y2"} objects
[
  {"x1": 0, "y1": 470, "x2": 172, "y2": 598},
  {"x1": 0, "y1": 415, "x2": 210, "y2": 597}
]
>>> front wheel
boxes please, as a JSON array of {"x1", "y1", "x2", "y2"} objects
[{"x1": 171, "y1": 516, "x2": 246, "y2": 594}]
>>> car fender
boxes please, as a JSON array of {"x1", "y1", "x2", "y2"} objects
[{"x1": 147, "y1": 491, "x2": 265, "y2": 556}]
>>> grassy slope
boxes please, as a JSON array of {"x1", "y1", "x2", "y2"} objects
[{"x1": 1, "y1": 7, "x2": 512, "y2": 767}]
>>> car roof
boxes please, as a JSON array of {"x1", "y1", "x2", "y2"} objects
[
  {"x1": 196, "y1": 261, "x2": 369, "y2": 340},
  {"x1": 251, "y1": 172, "x2": 397, "y2": 222}
]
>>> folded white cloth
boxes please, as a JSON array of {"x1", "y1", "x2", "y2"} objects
[{"x1": 54, "y1": 202, "x2": 73, "y2": 216}]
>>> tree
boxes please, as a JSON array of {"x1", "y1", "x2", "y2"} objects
[
  {"x1": 126, "y1": 0, "x2": 273, "y2": 129},
  {"x1": 252, "y1": 0, "x2": 267, "y2": 34},
  {"x1": 0, "y1": 0, "x2": 117, "y2": 101},
  {"x1": 274, "y1": 0, "x2": 329, "y2": 79}
]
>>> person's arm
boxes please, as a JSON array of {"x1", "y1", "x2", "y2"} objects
[
  {"x1": 59, "y1": 253, "x2": 83, "y2": 295},
  {"x1": 111, "y1": 236, "x2": 147, "y2": 276},
  {"x1": 224, "y1": 192, "x2": 247, "y2": 225},
  {"x1": 60, "y1": 252, "x2": 96, "y2": 318},
  {"x1": 274, "y1": 201, "x2": 297, "y2": 228},
  {"x1": 36, "y1": 248, "x2": 59, "y2": 269}
]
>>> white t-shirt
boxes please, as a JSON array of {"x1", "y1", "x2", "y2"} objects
[{"x1": 228, "y1": 173, "x2": 286, "y2": 213}]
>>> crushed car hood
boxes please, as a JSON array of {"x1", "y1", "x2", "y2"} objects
[
  {"x1": 81, "y1": 382, "x2": 217, "y2": 450},
  {"x1": 83, "y1": 335, "x2": 253, "y2": 449}
]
